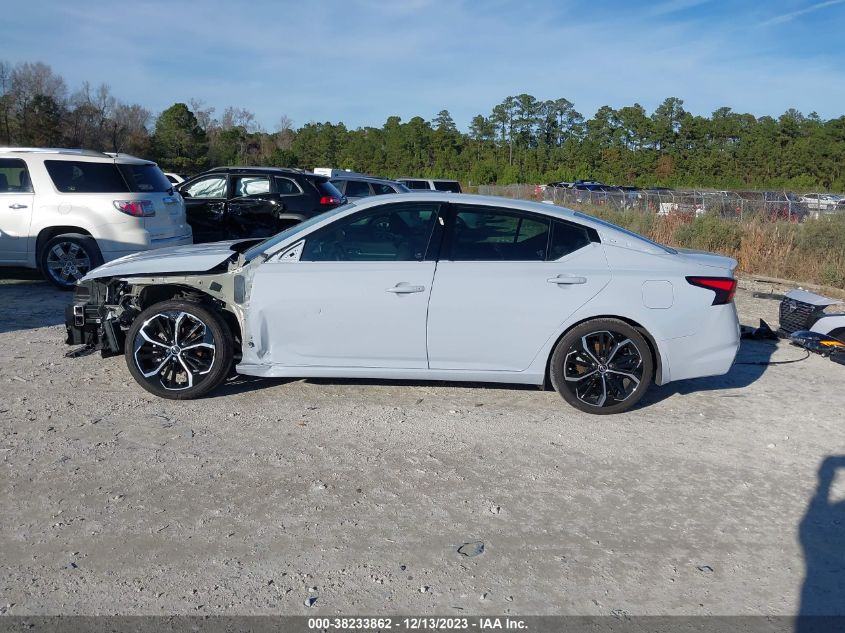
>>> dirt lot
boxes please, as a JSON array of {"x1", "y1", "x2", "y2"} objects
[{"x1": 1, "y1": 272, "x2": 843, "y2": 616}]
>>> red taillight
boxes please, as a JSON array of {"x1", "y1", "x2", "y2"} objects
[
  {"x1": 114, "y1": 200, "x2": 155, "y2": 217},
  {"x1": 319, "y1": 196, "x2": 342, "y2": 205},
  {"x1": 686, "y1": 276, "x2": 737, "y2": 305}
]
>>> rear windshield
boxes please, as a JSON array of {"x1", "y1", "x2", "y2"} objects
[
  {"x1": 45, "y1": 160, "x2": 129, "y2": 193},
  {"x1": 574, "y1": 211, "x2": 677, "y2": 254},
  {"x1": 311, "y1": 179, "x2": 343, "y2": 199},
  {"x1": 402, "y1": 179, "x2": 430, "y2": 190},
  {"x1": 118, "y1": 163, "x2": 173, "y2": 192},
  {"x1": 433, "y1": 181, "x2": 461, "y2": 193}
]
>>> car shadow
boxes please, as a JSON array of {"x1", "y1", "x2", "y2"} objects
[
  {"x1": 208, "y1": 374, "x2": 292, "y2": 398},
  {"x1": 214, "y1": 340, "x2": 782, "y2": 404},
  {"x1": 637, "y1": 338, "x2": 781, "y2": 407},
  {"x1": 209, "y1": 374, "x2": 541, "y2": 399},
  {"x1": 796, "y1": 455, "x2": 845, "y2": 631},
  {"x1": 0, "y1": 273, "x2": 68, "y2": 334}
]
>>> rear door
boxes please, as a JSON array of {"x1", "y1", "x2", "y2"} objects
[
  {"x1": 0, "y1": 158, "x2": 35, "y2": 263},
  {"x1": 426, "y1": 204, "x2": 611, "y2": 371}
]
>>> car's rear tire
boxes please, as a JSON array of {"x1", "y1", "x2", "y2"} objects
[
  {"x1": 125, "y1": 299, "x2": 234, "y2": 400},
  {"x1": 550, "y1": 318, "x2": 654, "y2": 415},
  {"x1": 39, "y1": 233, "x2": 103, "y2": 290}
]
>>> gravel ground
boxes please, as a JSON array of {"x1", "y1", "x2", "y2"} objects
[{"x1": 1, "y1": 272, "x2": 843, "y2": 616}]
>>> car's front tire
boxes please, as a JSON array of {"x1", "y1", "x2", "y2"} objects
[
  {"x1": 550, "y1": 318, "x2": 654, "y2": 415},
  {"x1": 39, "y1": 233, "x2": 103, "y2": 290},
  {"x1": 125, "y1": 300, "x2": 234, "y2": 400}
]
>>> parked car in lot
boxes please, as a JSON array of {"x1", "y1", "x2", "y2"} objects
[
  {"x1": 329, "y1": 175, "x2": 410, "y2": 201},
  {"x1": 65, "y1": 193, "x2": 740, "y2": 414},
  {"x1": 396, "y1": 177, "x2": 462, "y2": 193},
  {"x1": 176, "y1": 166, "x2": 346, "y2": 243},
  {"x1": 0, "y1": 147, "x2": 191, "y2": 289},
  {"x1": 799, "y1": 193, "x2": 841, "y2": 214}
]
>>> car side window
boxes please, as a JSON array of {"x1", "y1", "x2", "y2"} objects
[
  {"x1": 449, "y1": 206, "x2": 550, "y2": 261},
  {"x1": 0, "y1": 158, "x2": 32, "y2": 193},
  {"x1": 233, "y1": 175, "x2": 270, "y2": 197},
  {"x1": 184, "y1": 176, "x2": 227, "y2": 199},
  {"x1": 372, "y1": 183, "x2": 395, "y2": 195},
  {"x1": 275, "y1": 177, "x2": 301, "y2": 195},
  {"x1": 301, "y1": 202, "x2": 440, "y2": 262},
  {"x1": 344, "y1": 180, "x2": 371, "y2": 198},
  {"x1": 548, "y1": 220, "x2": 593, "y2": 260},
  {"x1": 45, "y1": 160, "x2": 128, "y2": 193}
]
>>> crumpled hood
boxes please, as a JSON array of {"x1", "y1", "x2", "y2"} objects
[{"x1": 81, "y1": 240, "x2": 248, "y2": 281}]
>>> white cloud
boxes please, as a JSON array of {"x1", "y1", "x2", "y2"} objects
[
  {"x1": 760, "y1": 0, "x2": 845, "y2": 26},
  {"x1": 649, "y1": 0, "x2": 710, "y2": 16}
]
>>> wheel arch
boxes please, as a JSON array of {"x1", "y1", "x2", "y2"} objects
[
  {"x1": 545, "y1": 314, "x2": 664, "y2": 386},
  {"x1": 135, "y1": 283, "x2": 242, "y2": 344},
  {"x1": 36, "y1": 226, "x2": 97, "y2": 258}
]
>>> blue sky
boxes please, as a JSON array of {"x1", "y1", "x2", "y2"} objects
[{"x1": 2, "y1": 0, "x2": 845, "y2": 130}]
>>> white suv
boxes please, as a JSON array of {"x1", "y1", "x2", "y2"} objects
[{"x1": 0, "y1": 148, "x2": 192, "y2": 288}]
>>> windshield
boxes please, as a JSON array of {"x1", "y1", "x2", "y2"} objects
[
  {"x1": 243, "y1": 202, "x2": 357, "y2": 261},
  {"x1": 574, "y1": 211, "x2": 677, "y2": 255}
]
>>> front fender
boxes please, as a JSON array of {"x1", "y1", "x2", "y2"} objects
[{"x1": 811, "y1": 313, "x2": 845, "y2": 337}]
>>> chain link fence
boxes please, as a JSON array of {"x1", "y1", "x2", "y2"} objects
[{"x1": 475, "y1": 184, "x2": 845, "y2": 222}]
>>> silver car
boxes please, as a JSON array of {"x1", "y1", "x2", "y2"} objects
[{"x1": 65, "y1": 194, "x2": 740, "y2": 414}]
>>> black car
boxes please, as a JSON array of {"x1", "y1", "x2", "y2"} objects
[{"x1": 176, "y1": 166, "x2": 346, "y2": 243}]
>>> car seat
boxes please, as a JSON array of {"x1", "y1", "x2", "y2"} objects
[{"x1": 18, "y1": 169, "x2": 31, "y2": 192}]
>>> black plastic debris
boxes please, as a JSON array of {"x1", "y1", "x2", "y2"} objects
[
  {"x1": 740, "y1": 319, "x2": 779, "y2": 341},
  {"x1": 790, "y1": 330, "x2": 845, "y2": 356},
  {"x1": 831, "y1": 350, "x2": 845, "y2": 366}
]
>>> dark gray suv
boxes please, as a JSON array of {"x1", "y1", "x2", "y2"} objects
[{"x1": 329, "y1": 175, "x2": 410, "y2": 201}]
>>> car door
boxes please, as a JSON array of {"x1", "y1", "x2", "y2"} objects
[
  {"x1": 179, "y1": 174, "x2": 229, "y2": 243},
  {"x1": 246, "y1": 201, "x2": 444, "y2": 368},
  {"x1": 0, "y1": 158, "x2": 35, "y2": 263},
  {"x1": 226, "y1": 174, "x2": 279, "y2": 238},
  {"x1": 426, "y1": 204, "x2": 611, "y2": 372}
]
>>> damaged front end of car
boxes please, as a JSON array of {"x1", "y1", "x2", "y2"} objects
[
  {"x1": 65, "y1": 279, "x2": 127, "y2": 356},
  {"x1": 65, "y1": 272, "x2": 249, "y2": 359},
  {"x1": 64, "y1": 241, "x2": 261, "y2": 359}
]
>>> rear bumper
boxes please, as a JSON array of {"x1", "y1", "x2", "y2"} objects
[{"x1": 658, "y1": 303, "x2": 741, "y2": 384}]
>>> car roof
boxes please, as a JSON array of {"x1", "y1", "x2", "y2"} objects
[
  {"x1": 350, "y1": 192, "x2": 583, "y2": 221},
  {"x1": 205, "y1": 166, "x2": 319, "y2": 177},
  {"x1": 396, "y1": 177, "x2": 460, "y2": 182},
  {"x1": 0, "y1": 147, "x2": 155, "y2": 165},
  {"x1": 330, "y1": 175, "x2": 400, "y2": 184},
  {"x1": 246, "y1": 192, "x2": 676, "y2": 263}
]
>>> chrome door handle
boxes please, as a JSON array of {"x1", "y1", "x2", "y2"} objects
[
  {"x1": 548, "y1": 275, "x2": 587, "y2": 285},
  {"x1": 8, "y1": 204, "x2": 28, "y2": 209},
  {"x1": 386, "y1": 284, "x2": 425, "y2": 294}
]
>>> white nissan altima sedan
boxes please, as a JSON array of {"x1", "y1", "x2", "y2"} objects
[{"x1": 65, "y1": 193, "x2": 740, "y2": 414}]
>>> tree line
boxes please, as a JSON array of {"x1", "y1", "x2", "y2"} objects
[{"x1": 2, "y1": 60, "x2": 844, "y2": 190}]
